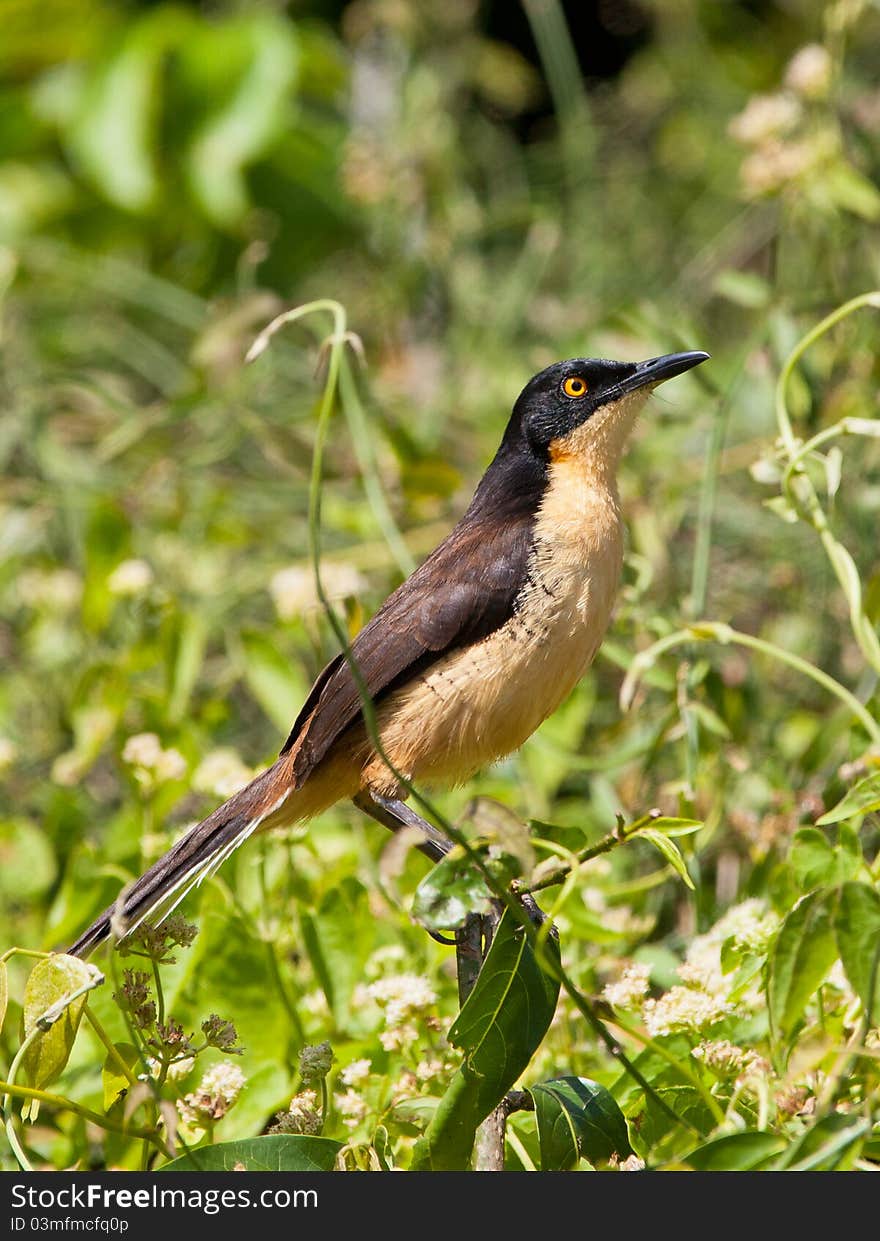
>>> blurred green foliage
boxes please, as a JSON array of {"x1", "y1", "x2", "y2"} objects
[{"x1": 2, "y1": 0, "x2": 880, "y2": 1171}]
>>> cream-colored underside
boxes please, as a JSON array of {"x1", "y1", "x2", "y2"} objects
[{"x1": 262, "y1": 389, "x2": 645, "y2": 828}]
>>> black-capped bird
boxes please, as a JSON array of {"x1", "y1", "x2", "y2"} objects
[{"x1": 70, "y1": 349, "x2": 708, "y2": 958}]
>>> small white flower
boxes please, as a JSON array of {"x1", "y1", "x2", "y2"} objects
[
  {"x1": 729, "y1": 92, "x2": 801, "y2": 146},
  {"x1": 122, "y1": 732, "x2": 186, "y2": 787},
  {"x1": 785, "y1": 44, "x2": 831, "y2": 100},
  {"x1": 619, "y1": 1155, "x2": 645, "y2": 1171},
  {"x1": 367, "y1": 974, "x2": 437, "y2": 1031},
  {"x1": 108, "y1": 558, "x2": 154, "y2": 597},
  {"x1": 177, "y1": 1062, "x2": 246, "y2": 1127},
  {"x1": 335, "y1": 1089, "x2": 367, "y2": 1130},
  {"x1": 122, "y1": 733, "x2": 164, "y2": 768},
  {"x1": 739, "y1": 139, "x2": 817, "y2": 197},
  {"x1": 193, "y1": 748, "x2": 253, "y2": 798},
  {"x1": 602, "y1": 963, "x2": 652, "y2": 1010},
  {"x1": 339, "y1": 1058, "x2": 372, "y2": 1086},
  {"x1": 269, "y1": 562, "x2": 366, "y2": 622},
  {"x1": 17, "y1": 567, "x2": 83, "y2": 611},
  {"x1": 643, "y1": 986, "x2": 732, "y2": 1038},
  {"x1": 270, "y1": 1090, "x2": 322, "y2": 1136}
]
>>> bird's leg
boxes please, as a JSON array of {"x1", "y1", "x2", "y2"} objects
[
  {"x1": 353, "y1": 790, "x2": 547, "y2": 927},
  {"x1": 352, "y1": 791, "x2": 452, "y2": 864}
]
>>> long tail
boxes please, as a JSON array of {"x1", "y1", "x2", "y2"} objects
[{"x1": 68, "y1": 759, "x2": 293, "y2": 959}]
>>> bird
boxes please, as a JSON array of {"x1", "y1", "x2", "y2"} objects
[{"x1": 69, "y1": 348, "x2": 708, "y2": 958}]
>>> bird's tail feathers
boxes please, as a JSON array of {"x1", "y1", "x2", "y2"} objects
[{"x1": 67, "y1": 760, "x2": 291, "y2": 959}]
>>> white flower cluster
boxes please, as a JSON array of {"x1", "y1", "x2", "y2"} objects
[
  {"x1": 108, "y1": 558, "x2": 154, "y2": 597},
  {"x1": 692, "y1": 1039, "x2": 768, "y2": 1082},
  {"x1": 193, "y1": 748, "x2": 254, "y2": 798},
  {"x1": 177, "y1": 1063, "x2": 246, "y2": 1128},
  {"x1": 607, "y1": 900, "x2": 780, "y2": 1038},
  {"x1": 339, "y1": 1058, "x2": 372, "y2": 1087},
  {"x1": 728, "y1": 44, "x2": 833, "y2": 198},
  {"x1": 602, "y1": 962, "x2": 651, "y2": 1010},
  {"x1": 335, "y1": 1089, "x2": 367, "y2": 1130},
  {"x1": 642, "y1": 986, "x2": 732, "y2": 1038},
  {"x1": 365, "y1": 973, "x2": 437, "y2": 1052},
  {"x1": 270, "y1": 1090, "x2": 322, "y2": 1136},
  {"x1": 122, "y1": 732, "x2": 187, "y2": 788},
  {"x1": 17, "y1": 567, "x2": 83, "y2": 611},
  {"x1": 269, "y1": 562, "x2": 366, "y2": 622}
]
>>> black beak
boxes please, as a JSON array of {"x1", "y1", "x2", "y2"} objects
[{"x1": 619, "y1": 350, "x2": 709, "y2": 395}]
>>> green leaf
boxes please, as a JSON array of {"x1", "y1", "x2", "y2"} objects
[
  {"x1": 529, "y1": 1076, "x2": 631, "y2": 1170},
  {"x1": 300, "y1": 879, "x2": 374, "y2": 1028},
  {"x1": 685, "y1": 1131, "x2": 787, "y2": 1171},
  {"x1": 639, "y1": 828, "x2": 695, "y2": 889},
  {"x1": 166, "y1": 612, "x2": 208, "y2": 724},
  {"x1": 240, "y1": 630, "x2": 309, "y2": 733},
  {"x1": 411, "y1": 848, "x2": 493, "y2": 931},
  {"x1": 773, "y1": 1114, "x2": 870, "y2": 1171},
  {"x1": 712, "y1": 268, "x2": 771, "y2": 308},
  {"x1": 818, "y1": 772, "x2": 880, "y2": 824},
  {"x1": 161, "y1": 1135, "x2": 342, "y2": 1172},
  {"x1": 645, "y1": 817, "x2": 703, "y2": 837},
  {"x1": 824, "y1": 164, "x2": 880, "y2": 222},
  {"x1": 790, "y1": 826, "x2": 860, "y2": 889},
  {"x1": 184, "y1": 16, "x2": 299, "y2": 225},
  {"x1": 767, "y1": 889, "x2": 837, "y2": 1043},
  {"x1": 21, "y1": 954, "x2": 98, "y2": 1101},
  {"x1": 102, "y1": 1042, "x2": 141, "y2": 1111},
  {"x1": 0, "y1": 819, "x2": 57, "y2": 902},
  {"x1": 66, "y1": 13, "x2": 183, "y2": 211},
  {"x1": 410, "y1": 909, "x2": 560, "y2": 1170},
  {"x1": 835, "y1": 881, "x2": 880, "y2": 1020}
]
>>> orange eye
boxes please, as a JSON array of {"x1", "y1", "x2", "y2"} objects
[{"x1": 562, "y1": 376, "x2": 588, "y2": 398}]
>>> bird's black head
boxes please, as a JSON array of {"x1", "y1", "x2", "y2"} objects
[
  {"x1": 468, "y1": 349, "x2": 708, "y2": 522},
  {"x1": 509, "y1": 351, "x2": 709, "y2": 461}
]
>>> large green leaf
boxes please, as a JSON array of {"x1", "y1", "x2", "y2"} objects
[
  {"x1": 161, "y1": 1135, "x2": 341, "y2": 1172},
  {"x1": 21, "y1": 955, "x2": 98, "y2": 1101},
  {"x1": 684, "y1": 1131, "x2": 787, "y2": 1171},
  {"x1": 835, "y1": 881, "x2": 880, "y2": 1020},
  {"x1": 767, "y1": 889, "x2": 837, "y2": 1043},
  {"x1": 410, "y1": 908, "x2": 559, "y2": 1170},
  {"x1": 529, "y1": 1076, "x2": 631, "y2": 1170},
  {"x1": 790, "y1": 826, "x2": 860, "y2": 890},
  {"x1": 300, "y1": 878, "x2": 374, "y2": 1028},
  {"x1": 184, "y1": 15, "x2": 299, "y2": 225}
]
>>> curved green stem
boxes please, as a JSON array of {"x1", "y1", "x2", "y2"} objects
[
  {"x1": 621, "y1": 622, "x2": 880, "y2": 745},
  {"x1": 774, "y1": 292, "x2": 880, "y2": 672},
  {"x1": 774, "y1": 290, "x2": 880, "y2": 452}
]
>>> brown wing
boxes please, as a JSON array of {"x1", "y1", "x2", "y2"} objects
[{"x1": 282, "y1": 511, "x2": 535, "y2": 785}]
